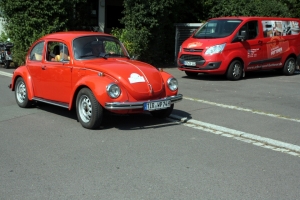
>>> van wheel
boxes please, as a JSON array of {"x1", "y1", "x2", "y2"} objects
[
  {"x1": 226, "y1": 60, "x2": 243, "y2": 81},
  {"x1": 76, "y1": 88, "x2": 103, "y2": 129},
  {"x1": 185, "y1": 71, "x2": 198, "y2": 77},
  {"x1": 282, "y1": 57, "x2": 296, "y2": 75}
]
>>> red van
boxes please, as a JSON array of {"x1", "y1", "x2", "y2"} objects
[{"x1": 177, "y1": 17, "x2": 300, "y2": 80}]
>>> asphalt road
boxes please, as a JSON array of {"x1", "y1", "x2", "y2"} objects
[{"x1": 0, "y1": 66, "x2": 300, "y2": 200}]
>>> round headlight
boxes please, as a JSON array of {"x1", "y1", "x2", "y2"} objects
[
  {"x1": 167, "y1": 77, "x2": 178, "y2": 91},
  {"x1": 106, "y1": 83, "x2": 121, "y2": 98}
]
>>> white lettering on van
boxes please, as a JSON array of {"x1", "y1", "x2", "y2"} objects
[{"x1": 271, "y1": 47, "x2": 282, "y2": 56}]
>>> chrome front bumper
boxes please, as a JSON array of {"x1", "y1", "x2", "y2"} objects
[{"x1": 105, "y1": 94, "x2": 183, "y2": 110}]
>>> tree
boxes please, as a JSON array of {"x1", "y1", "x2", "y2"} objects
[{"x1": 0, "y1": 0, "x2": 86, "y2": 65}]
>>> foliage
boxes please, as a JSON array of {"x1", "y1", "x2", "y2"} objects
[
  {"x1": 204, "y1": 0, "x2": 291, "y2": 19},
  {"x1": 0, "y1": 0, "x2": 86, "y2": 65}
]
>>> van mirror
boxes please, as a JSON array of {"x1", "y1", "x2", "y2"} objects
[{"x1": 238, "y1": 30, "x2": 246, "y2": 41}]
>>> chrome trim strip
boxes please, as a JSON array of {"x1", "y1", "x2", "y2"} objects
[
  {"x1": 105, "y1": 94, "x2": 183, "y2": 110},
  {"x1": 32, "y1": 97, "x2": 69, "y2": 109}
]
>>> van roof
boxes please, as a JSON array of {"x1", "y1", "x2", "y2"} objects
[{"x1": 209, "y1": 16, "x2": 299, "y2": 21}]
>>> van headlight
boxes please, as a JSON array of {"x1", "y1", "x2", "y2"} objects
[
  {"x1": 205, "y1": 43, "x2": 226, "y2": 55},
  {"x1": 167, "y1": 77, "x2": 178, "y2": 91},
  {"x1": 106, "y1": 83, "x2": 121, "y2": 98}
]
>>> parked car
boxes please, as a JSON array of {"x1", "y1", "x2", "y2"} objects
[
  {"x1": 0, "y1": 42, "x2": 13, "y2": 68},
  {"x1": 177, "y1": 16, "x2": 300, "y2": 80},
  {"x1": 9, "y1": 31, "x2": 182, "y2": 129}
]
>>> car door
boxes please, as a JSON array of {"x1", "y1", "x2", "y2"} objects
[
  {"x1": 26, "y1": 41, "x2": 45, "y2": 98},
  {"x1": 38, "y1": 41, "x2": 72, "y2": 103},
  {"x1": 238, "y1": 20, "x2": 265, "y2": 71}
]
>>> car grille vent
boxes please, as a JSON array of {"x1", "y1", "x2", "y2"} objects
[
  {"x1": 180, "y1": 54, "x2": 204, "y2": 62},
  {"x1": 183, "y1": 48, "x2": 203, "y2": 52}
]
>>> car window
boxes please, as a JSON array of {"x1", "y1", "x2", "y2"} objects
[
  {"x1": 73, "y1": 36, "x2": 129, "y2": 60},
  {"x1": 193, "y1": 19, "x2": 242, "y2": 39},
  {"x1": 29, "y1": 41, "x2": 44, "y2": 61},
  {"x1": 45, "y1": 41, "x2": 70, "y2": 62}
]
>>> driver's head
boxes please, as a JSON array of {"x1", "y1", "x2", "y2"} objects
[{"x1": 91, "y1": 41, "x2": 103, "y2": 56}]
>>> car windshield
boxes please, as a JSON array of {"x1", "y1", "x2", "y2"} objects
[
  {"x1": 193, "y1": 19, "x2": 242, "y2": 39},
  {"x1": 73, "y1": 35, "x2": 129, "y2": 60}
]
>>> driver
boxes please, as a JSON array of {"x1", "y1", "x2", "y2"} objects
[{"x1": 91, "y1": 41, "x2": 104, "y2": 56}]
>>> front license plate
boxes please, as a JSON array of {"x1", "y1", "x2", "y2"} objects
[
  {"x1": 144, "y1": 100, "x2": 171, "y2": 111},
  {"x1": 184, "y1": 61, "x2": 196, "y2": 66}
]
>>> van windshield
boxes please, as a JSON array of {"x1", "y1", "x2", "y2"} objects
[{"x1": 193, "y1": 19, "x2": 242, "y2": 39}]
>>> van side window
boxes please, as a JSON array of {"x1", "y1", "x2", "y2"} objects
[{"x1": 248, "y1": 21, "x2": 258, "y2": 39}]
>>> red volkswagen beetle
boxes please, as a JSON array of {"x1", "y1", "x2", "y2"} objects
[{"x1": 9, "y1": 31, "x2": 182, "y2": 129}]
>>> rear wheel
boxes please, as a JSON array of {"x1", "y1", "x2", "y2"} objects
[
  {"x1": 226, "y1": 60, "x2": 243, "y2": 81},
  {"x1": 282, "y1": 57, "x2": 296, "y2": 75},
  {"x1": 15, "y1": 77, "x2": 32, "y2": 108},
  {"x1": 150, "y1": 104, "x2": 174, "y2": 118},
  {"x1": 185, "y1": 71, "x2": 198, "y2": 77},
  {"x1": 76, "y1": 88, "x2": 103, "y2": 129}
]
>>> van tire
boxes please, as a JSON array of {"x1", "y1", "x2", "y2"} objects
[
  {"x1": 226, "y1": 60, "x2": 243, "y2": 81},
  {"x1": 282, "y1": 57, "x2": 296, "y2": 75},
  {"x1": 185, "y1": 71, "x2": 198, "y2": 77}
]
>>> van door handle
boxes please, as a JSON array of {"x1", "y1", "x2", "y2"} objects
[
  {"x1": 258, "y1": 40, "x2": 263, "y2": 45},
  {"x1": 42, "y1": 66, "x2": 46, "y2": 70}
]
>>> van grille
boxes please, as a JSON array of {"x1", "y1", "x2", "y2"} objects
[
  {"x1": 179, "y1": 54, "x2": 205, "y2": 67},
  {"x1": 183, "y1": 48, "x2": 203, "y2": 52}
]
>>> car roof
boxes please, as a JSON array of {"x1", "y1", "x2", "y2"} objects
[{"x1": 40, "y1": 31, "x2": 113, "y2": 41}]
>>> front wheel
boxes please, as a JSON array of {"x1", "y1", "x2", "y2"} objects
[
  {"x1": 150, "y1": 104, "x2": 174, "y2": 118},
  {"x1": 282, "y1": 57, "x2": 296, "y2": 75},
  {"x1": 76, "y1": 88, "x2": 103, "y2": 129},
  {"x1": 15, "y1": 77, "x2": 32, "y2": 108},
  {"x1": 226, "y1": 60, "x2": 243, "y2": 81}
]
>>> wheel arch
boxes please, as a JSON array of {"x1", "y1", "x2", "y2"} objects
[{"x1": 11, "y1": 67, "x2": 35, "y2": 100}]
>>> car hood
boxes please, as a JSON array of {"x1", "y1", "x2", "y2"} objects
[
  {"x1": 84, "y1": 59, "x2": 165, "y2": 100},
  {"x1": 182, "y1": 37, "x2": 227, "y2": 49}
]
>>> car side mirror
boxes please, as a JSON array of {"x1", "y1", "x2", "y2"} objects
[{"x1": 238, "y1": 30, "x2": 246, "y2": 41}]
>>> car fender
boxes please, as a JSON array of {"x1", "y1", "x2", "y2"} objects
[
  {"x1": 160, "y1": 71, "x2": 179, "y2": 96},
  {"x1": 11, "y1": 65, "x2": 35, "y2": 100},
  {"x1": 222, "y1": 50, "x2": 245, "y2": 70},
  {"x1": 69, "y1": 73, "x2": 129, "y2": 109}
]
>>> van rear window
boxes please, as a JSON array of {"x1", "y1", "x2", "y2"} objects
[{"x1": 193, "y1": 19, "x2": 242, "y2": 39}]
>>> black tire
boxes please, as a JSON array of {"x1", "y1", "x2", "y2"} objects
[
  {"x1": 15, "y1": 77, "x2": 32, "y2": 108},
  {"x1": 282, "y1": 57, "x2": 296, "y2": 75},
  {"x1": 4, "y1": 60, "x2": 10, "y2": 69},
  {"x1": 185, "y1": 71, "x2": 198, "y2": 77},
  {"x1": 150, "y1": 104, "x2": 174, "y2": 118},
  {"x1": 76, "y1": 88, "x2": 103, "y2": 129},
  {"x1": 226, "y1": 60, "x2": 243, "y2": 81}
]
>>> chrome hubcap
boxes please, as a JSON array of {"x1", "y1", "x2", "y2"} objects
[
  {"x1": 78, "y1": 95, "x2": 92, "y2": 123},
  {"x1": 233, "y1": 63, "x2": 241, "y2": 77},
  {"x1": 16, "y1": 81, "x2": 26, "y2": 103},
  {"x1": 287, "y1": 60, "x2": 295, "y2": 73}
]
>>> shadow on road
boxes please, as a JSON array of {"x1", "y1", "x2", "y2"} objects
[
  {"x1": 34, "y1": 102, "x2": 190, "y2": 130},
  {"x1": 182, "y1": 70, "x2": 300, "y2": 81}
]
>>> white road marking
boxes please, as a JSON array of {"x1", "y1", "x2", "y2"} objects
[
  {"x1": 1, "y1": 70, "x2": 300, "y2": 157},
  {"x1": 169, "y1": 114, "x2": 300, "y2": 157},
  {"x1": 0, "y1": 71, "x2": 13, "y2": 77},
  {"x1": 183, "y1": 96, "x2": 300, "y2": 123}
]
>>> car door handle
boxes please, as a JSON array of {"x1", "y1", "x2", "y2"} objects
[
  {"x1": 42, "y1": 66, "x2": 46, "y2": 70},
  {"x1": 258, "y1": 40, "x2": 263, "y2": 45}
]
